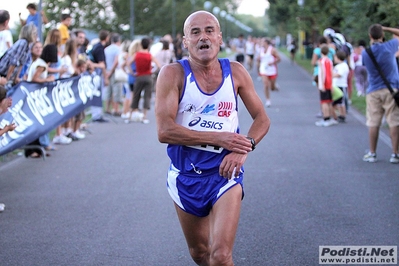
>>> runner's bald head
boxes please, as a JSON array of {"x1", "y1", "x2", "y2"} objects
[{"x1": 183, "y1": 11, "x2": 220, "y2": 36}]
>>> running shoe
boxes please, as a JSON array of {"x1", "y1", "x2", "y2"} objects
[{"x1": 363, "y1": 152, "x2": 377, "y2": 163}]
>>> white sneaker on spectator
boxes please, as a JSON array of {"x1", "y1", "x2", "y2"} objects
[
  {"x1": 389, "y1": 153, "x2": 399, "y2": 164},
  {"x1": 330, "y1": 119, "x2": 339, "y2": 125},
  {"x1": 131, "y1": 111, "x2": 144, "y2": 122},
  {"x1": 73, "y1": 130, "x2": 85, "y2": 139},
  {"x1": 53, "y1": 135, "x2": 72, "y2": 145},
  {"x1": 265, "y1": 100, "x2": 271, "y2": 107},
  {"x1": 315, "y1": 119, "x2": 334, "y2": 127},
  {"x1": 121, "y1": 112, "x2": 131, "y2": 119}
]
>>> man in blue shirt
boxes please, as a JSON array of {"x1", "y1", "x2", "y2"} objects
[
  {"x1": 19, "y1": 3, "x2": 48, "y2": 28},
  {"x1": 362, "y1": 24, "x2": 399, "y2": 163}
]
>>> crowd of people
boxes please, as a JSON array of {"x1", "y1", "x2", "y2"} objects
[
  {"x1": 308, "y1": 26, "x2": 398, "y2": 163},
  {"x1": 0, "y1": 3, "x2": 187, "y2": 158},
  {"x1": 227, "y1": 26, "x2": 398, "y2": 164}
]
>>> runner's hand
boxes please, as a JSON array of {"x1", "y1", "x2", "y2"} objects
[{"x1": 219, "y1": 152, "x2": 248, "y2": 179}]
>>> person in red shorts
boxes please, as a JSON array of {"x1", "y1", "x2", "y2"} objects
[{"x1": 315, "y1": 45, "x2": 335, "y2": 127}]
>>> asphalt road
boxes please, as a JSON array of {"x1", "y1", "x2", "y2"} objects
[{"x1": 0, "y1": 53, "x2": 398, "y2": 266}]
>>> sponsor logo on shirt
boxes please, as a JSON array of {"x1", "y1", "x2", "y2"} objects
[
  {"x1": 184, "y1": 104, "x2": 196, "y2": 113},
  {"x1": 218, "y1": 101, "x2": 233, "y2": 117},
  {"x1": 188, "y1": 116, "x2": 223, "y2": 130},
  {"x1": 201, "y1": 104, "x2": 215, "y2": 114}
]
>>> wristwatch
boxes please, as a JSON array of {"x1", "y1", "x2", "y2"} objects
[{"x1": 246, "y1": 137, "x2": 256, "y2": 151}]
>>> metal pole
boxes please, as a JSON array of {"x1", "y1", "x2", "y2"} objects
[
  {"x1": 130, "y1": 0, "x2": 134, "y2": 40},
  {"x1": 172, "y1": 0, "x2": 176, "y2": 38},
  {"x1": 38, "y1": 0, "x2": 43, "y2": 42}
]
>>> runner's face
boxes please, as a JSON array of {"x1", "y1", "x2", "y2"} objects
[{"x1": 183, "y1": 12, "x2": 222, "y2": 61}]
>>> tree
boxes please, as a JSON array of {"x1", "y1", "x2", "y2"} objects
[
  {"x1": 43, "y1": 0, "x2": 250, "y2": 40},
  {"x1": 266, "y1": 0, "x2": 399, "y2": 45}
]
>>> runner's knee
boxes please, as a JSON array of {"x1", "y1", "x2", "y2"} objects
[
  {"x1": 189, "y1": 245, "x2": 209, "y2": 265},
  {"x1": 210, "y1": 246, "x2": 233, "y2": 266}
]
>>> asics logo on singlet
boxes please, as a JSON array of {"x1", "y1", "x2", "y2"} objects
[
  {"x1": 201, "y1": 104, "x2": 215, "y2": 114},
  {"x1": 188, "y1": 117, "x2": 224, "y2": 130},
  {"x1": 188, "y1": 117, "x2": 202, "y2": 126}
]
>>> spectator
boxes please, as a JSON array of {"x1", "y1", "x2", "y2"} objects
[
  {"x1": 61, "y1": 39, "x2": 83, "y2": 140},
  {"x1": 123, "y1": 39, "x2": 142, "y2": 122},
  {"x1": 118, "y1": 40, "x2": 133, "y2": 119},
  {"x1": 104, "y1": 33, "x2": 123, "y2": 116},
  {"x1": 0, "y1": 85, "x2": 13, "y2": 118},
  {"x1": 315, "y1": 45, "x2": 334, "y2": 127},
  {"x1": 72, "y1": 59, "x2": 88, "y2": 139},
  {"x1": 127, "y1": 37, "x2": 160, "y2": 124},
  {"x1": 173, "y1": 33, "x2": 183, "y2": 60},
  {"x1": 44, "y1": 28, "x2": 71, "y2": 145},
  {"x1": 0, "y1": 23, "x2": 36, "y2": 88},
  {"x1": 19, "y1": 3, "x2": 48, "y2": 28},
  {"x1": 332, "y1": 50, "x2": 350, "y2": 123},
  {"x1": 155, "y1": 40, "x2": 174, "y2": 68},
  {"x1": 311, "y1": 36, "x2": 336, "y2": 83},
  {"x1": 73, "y1": 29, "x2": 87, "y2": 59},
  {"x1": 58, "y1": 13, "x2": 72, "y2": 53},
  {"x1": 0, "y1": 10, "x2": 13, "y2": 58},
  {"x1": 88, "y1": 30, "x2": 109, "y2": 122},
  {"x1": 353, "y1": 40, "x2": 368, "y2": 96},
  {"x1": 0, "y1": 84, "x2": 15, "y2": 213},
  {"x1": 361, "y1": 24, "x2": 399, "y2": 163},
  {"x1": 24, "y1": 41, "x2": 56, "y2": 158}
]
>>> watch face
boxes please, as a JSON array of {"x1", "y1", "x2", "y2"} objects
[{"x1": 246, "y1": 137, "x2": 255, "y2": 150}]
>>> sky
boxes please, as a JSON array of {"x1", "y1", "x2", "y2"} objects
[
  {"x1": 5, "y1": 0, "x2": 268, "y2": 29},
  {"x1": 237, "y1": 0, "x2": 269, "y2": 17}
]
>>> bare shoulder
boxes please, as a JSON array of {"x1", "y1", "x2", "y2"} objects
[
  {"x1": 158, "y1": 62, "x2": 184, "y2": 80},
  {"x1": 156, "y1": 62, "x2": 185, "y2": 96},
  {"x1": 229, "y1": 61, "x2": 252, "y2": 89}
]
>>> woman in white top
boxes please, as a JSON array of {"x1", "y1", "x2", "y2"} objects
[
  {"x1": 60, "y1": 39, "x2": 85, "y2": 140},
  {"x1": 25, "y1": 41, "x2": 55, "y2": 158},
  {"x1": 257, "y1": 38, "x2": 280, "y2": 107},
  {"x1": 27, "y1": 41, "x2": 54, "y2": 83},
  {"x1": 60, "y1": 39, "x2": 77, "y2": 78}
]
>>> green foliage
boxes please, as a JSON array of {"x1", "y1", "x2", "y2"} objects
[
  {"x1": 267, "y1": 0, "x2": 399, "y2": 45},
  {"x1": 42, "y1": 0, "x2": 262, "y2": 40}
]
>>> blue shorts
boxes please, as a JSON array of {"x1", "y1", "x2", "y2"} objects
[{"x1": 167, "y1": 164, "x2": 244, "y2": 217}]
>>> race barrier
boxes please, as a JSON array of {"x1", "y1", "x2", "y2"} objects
[{"x1": 0, "y1": 71, "x2": 102, "y2": 156}]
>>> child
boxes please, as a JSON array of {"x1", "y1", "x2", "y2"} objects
[
  {"x1": 333, "y1": 50, "x2": 350, "y2": 122},
  {"x1": 315, "y1": 45, "x2": 334, "y2": 127},
  {"x1": 0, "y1": 85, "x2": 16, "y2": 136},
  {"x1": 69, "y1": 59, "x2": 88, "y2": 140},
  {"x1": 331, "y1": 85, "x2": 345, "y2": 122}
]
